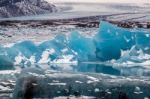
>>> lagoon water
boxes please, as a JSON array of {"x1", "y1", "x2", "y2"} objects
[{"x1": 0, "y1": 21, "x2": 150, "y2": 98}]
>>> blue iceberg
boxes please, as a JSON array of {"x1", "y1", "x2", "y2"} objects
[{"x1": 0, "y1": 21, "x2": 149, "y2": 69}]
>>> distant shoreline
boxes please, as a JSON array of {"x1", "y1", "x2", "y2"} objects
[{"x1": 0, "y1": 14, "x2": 150, "y2": 29}]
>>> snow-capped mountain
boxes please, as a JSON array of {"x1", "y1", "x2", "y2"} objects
[{"x1": 0, "y1": 0, "x2": 57, "y2": 18}]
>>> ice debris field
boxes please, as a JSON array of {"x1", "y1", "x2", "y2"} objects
[{"x1": 0, "y1": 21, "x2": 150, "y2": 69}]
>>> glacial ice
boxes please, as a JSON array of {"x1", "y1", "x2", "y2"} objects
[{"x1": 0, "y1": 21, "x2": 149, "y2": 69}]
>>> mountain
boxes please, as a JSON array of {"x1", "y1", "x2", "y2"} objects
[{"x1": 0, "y1": 0, "x2": 57, "y2": 18}]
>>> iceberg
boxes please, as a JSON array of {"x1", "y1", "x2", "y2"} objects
[
  {"x1": 95, "y1": 21, "x2": 150, "y2": 61},
  {"x1": 0, "y1": 21, "x2": 149, "y2": 69}
]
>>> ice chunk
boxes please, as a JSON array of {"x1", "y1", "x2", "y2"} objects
[
  {"x1": 0, "y1": 21, "x2": 149, "y2": 69},
  {"x1": 95, "y1": 21, "x2": 150, "y2": 63},
  {"x1": 95, "y1": 21, "x2": 136, "y2": 61},
  {"x1": 68, "y1": 31, "x2": 96, "y2": 61}
]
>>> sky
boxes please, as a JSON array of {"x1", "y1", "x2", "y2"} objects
[{"x1": 46, "y1": 0, "x2": 149, "y2": 3}]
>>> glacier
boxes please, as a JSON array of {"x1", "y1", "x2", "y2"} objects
[{"x1": 0, "y1": 21, "x2": 150, "y2": 69}]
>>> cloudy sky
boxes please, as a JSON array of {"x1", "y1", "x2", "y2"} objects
[{"x1": 46, "y1": 0, "x2": 149, "y2": 3}]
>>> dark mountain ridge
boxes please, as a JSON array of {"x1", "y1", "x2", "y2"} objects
[{"x1": 0, "y1": 0, "x2": 57, "y2": 18}]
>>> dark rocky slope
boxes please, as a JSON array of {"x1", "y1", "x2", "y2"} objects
[{"x1": 0, "y1": 0, "x2": 57, "y2": 18}]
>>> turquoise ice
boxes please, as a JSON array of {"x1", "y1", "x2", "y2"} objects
[{"x1": 0, "y1": 21, "x2": 149, "y2": 69}]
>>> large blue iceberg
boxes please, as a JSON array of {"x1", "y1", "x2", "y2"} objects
[{"x1": 0, "y1": 21, "x2": 150, "y2": 69}]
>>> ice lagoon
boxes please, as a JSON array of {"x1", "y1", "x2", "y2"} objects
[{"x1": 0, "y1": 21, "x2": 150, "y2": 99}]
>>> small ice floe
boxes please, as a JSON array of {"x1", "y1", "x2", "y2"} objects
[
  {"x1": 48, "y1": 83, "x2": 66, "y2": 86},
  {"x1": 32, "y1": 83, "x2": 38, "y2": 86},
  {"x1": 145, "y1": 34, "x2": 150, "y2": 37},
  {"x1": 125, "y1": 78, "x2": 133, "y2": 81},
  {"x1": 0, "y1": 70, "x2": 20, "y2": 75},
  {"x1": 105, "y1": 89, "x2": 112, "y2": 94},
  {"x1": 52, "y1": 80, "x2": 60, "y2": 83},
  {"x1": 54, "y1": 96, "x2": 95, "y2": 99},
  {"x1": 28, "y1": 72, "x2": 45, "y2": 78},
  {"x1": 0, "y1": 82, "x2": 14, "y2": 87},
  {"x1": 144, "y1": 97, "x2": 149, "y2": 99},
  {"x1": 94, "y1": 88, "x2": 100, "y2": 92},
  {"x1": 86, "y1": 76, "x2": 99, "y2": 84},
  {"x1": 0, "y1": 85, "x2": 12, "y2": 91},
  {"x1": 8, "y1": 80, "x2": 16, "y2": 83},
  {"x1": 134, "y1": 86, "x2": 143, "y2": 94},
  {"x1": 75, "y1": 81, "x2": 83, "y2": 84}
]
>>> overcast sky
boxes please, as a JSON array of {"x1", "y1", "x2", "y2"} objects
[{"x1": 46, "y1": 0, "x2": 149, "y2": 3}]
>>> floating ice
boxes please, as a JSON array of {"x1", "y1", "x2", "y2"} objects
[
  {"x1": 0, "y1": 21, "x2": 149, "y2": 69},
  {"x1": 12, "y1": 68, "x2": 150, "y2": 99},
  {"x1": 95, "y1": 21, "x2": 150, "y2": 61}
]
